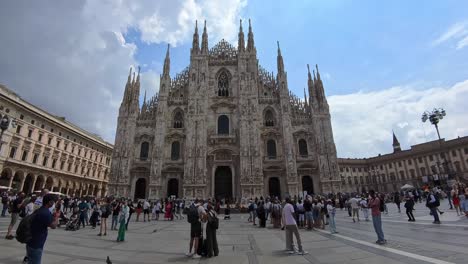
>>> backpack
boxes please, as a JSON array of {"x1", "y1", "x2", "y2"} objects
[
  {"x1": 187, "y1": 206, "x2": 199, "y2": 224},
  {"x1": 379, "y1": 198, "x2": 385, "y2": 212},
  {"x1": 16, "y1": 211, "x2": 37, "y2": 244},
  {"x1": 434, "y1": 194, "x2": 440, "y2": 207},
  {"x1": 248, "y1": 203, "x2": 254, "y2": 212},
  {"x1": 1, "y1": 196, "x2": 7, "y2": 204},
  {"x1": 208, "y1": 211, "x2": 219, "y2": 229}
]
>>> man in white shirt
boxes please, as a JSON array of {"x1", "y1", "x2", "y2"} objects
[
  {"x1": 282, "y1": 197, "x2": 307, "y2": 255},
  {"x1": 143, "y1": 200, "x2": 150, "y2": 222},
  {"x1": 359, "y1": 197, "x2": 369, "y2": 221},
  {"x1": 350, "y1": 195, "x2": 360, "y2": 222}
]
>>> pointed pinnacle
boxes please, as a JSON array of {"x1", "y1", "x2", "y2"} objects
[
  {"x1": 195, "y1": 20, "x2": 198, "y2": 32},
  {"x1": 239, "y1": 19, "x2": 243, "y2": 31},
  {"x1": 277, "y1": 41, "x2": 281, "y2": 55}
]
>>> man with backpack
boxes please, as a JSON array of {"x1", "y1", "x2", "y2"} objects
[
  {"x1": 426, "y1": 189, "x2": 441, "y2": 224},
  {"x1": 368, "y1": 190, "x2": 386, "y2": 245},
  {"x1": 23, "y1": 194, "x2": 59, "y2": 264},
  {"x1": 186, "y1": 199, "x2": 206, "y2": 259},
  {"x1": 205, "y1": 201, "x2": 219, "y2": 258},
  {"x1": 5, "y1": 192, "x2": 25, "y2": 240}
]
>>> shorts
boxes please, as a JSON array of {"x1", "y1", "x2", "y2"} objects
[
  {"x1": 144, "y1": 209, "x2": 150, "y2": 215},
  {"x1": 10, "y1": 213, "x2": 19, "y2": 226},
  {"x1": 305, "y1": 211, "x2": 313, "y2": 221},
  {"x1": 190, "y1": 222, "x2": 202, "y2": 238},
  {"x1": 101, "y1": 212, "x2": 110, "y2": 219}
]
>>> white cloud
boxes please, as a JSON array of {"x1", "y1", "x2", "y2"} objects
[
  {"x1": 432, "y1": 21, "x2": 468, "y2": 50},
  {"x1": 0, "y1": 0, "x2": 247, "y2": 143},
  {"x1": 329, "y1": 80, "x2": 468, "y2": 158}
]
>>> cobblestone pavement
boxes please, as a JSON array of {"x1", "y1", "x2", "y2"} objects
[{"x1": 0, "y1": 201, "x2": 467, "y2": 264}]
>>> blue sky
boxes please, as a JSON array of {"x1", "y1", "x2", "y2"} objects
[
  {"x1": 128, "y1": 0, "x2": 468, "y2": 96},
  {"x1": 1, "y1": 0, "x2": 467, "y2": 157}
]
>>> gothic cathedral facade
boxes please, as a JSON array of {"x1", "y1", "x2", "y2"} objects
[{"x1": 109, "y1": 20, "x2": 340, "y2": 200}]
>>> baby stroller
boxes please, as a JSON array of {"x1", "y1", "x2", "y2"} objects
[
  {"x1": 57, "y1": 211, "x2": 69, "y2": 227},
  {"x1": 65, "y1": 212, "x2": 80, "y2": 231}
]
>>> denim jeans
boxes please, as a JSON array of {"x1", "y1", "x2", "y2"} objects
[
  {"x1": 372, "y1": 215, "x2": 385, "y2": 242},
  {"x1": 430, "y1": 207, "x2": 440, "y2": 222},
  {"x1": 111, "y1": 215, "x2": 118, "y2": 230},
  {"x1": 328, "y1": 214, "x2": 336, "y2": 233},
  {"x1": 1, "y1": 203, "x2": 7, "y2": 216},
  {"x1": 26, "y1": 245, "x2": 43, "y2": 264}
]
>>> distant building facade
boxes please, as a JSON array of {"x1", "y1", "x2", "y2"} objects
[
  {"x1": 109, "y1": 20, "x2": 339, "y2": 200},
  {"x1": 338, "y1": 133, "x2": 468, "y2": 193},
  {"x1": 0, "y1": 85, "x2": 113, "y2": 197}
]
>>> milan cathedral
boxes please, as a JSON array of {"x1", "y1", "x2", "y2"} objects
[{"x1": 109, "y1": 20, "x2": 340, "y2": 200}]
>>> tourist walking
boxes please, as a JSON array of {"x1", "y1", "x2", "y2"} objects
[
  {"x1": 257, "y1": 201, "x2": 266, "y2": 227},
  {"x1": 24, "y1": 194, "x2": 59, "y2": 264},
  {"x1": 404, "y1": 195, "x2": 415, "y2": 221},
  {"x1": 111, "y1": 200, "x2": 120, "y2": 230},
  {"x1": 78, "y1": 198, "x2": 89, "y2": 228},
  {"x1": 360, "y1": 197, "x2": 369, "y2": 221},
  {"x1": 1, "y1": 191, "x2": 9, "y2": 217},
  {"x1": 303, "y1": 196, "x2": 313, "y2": 230},
  {"x1": 143, "y1": 200, "x2": 150, "y2": 222},
  {"x1": 327, "y1": 199, "x2": 338, "y2": 234},
  {"x1": 205, "y1": 202, "x2": 219, "y2": 258},
  {"x1": 5, "y1": 192, "x2": 25, "y2": 240},
  {"x1": 296, "y1": 199, "x2": 305, "y2": 228},
  {"x1": 451, "y1": 186, "x2": 461, "y2": 216},
  {"x1": 369, "y1": 190, "x2": 386, "y2": 245},
  {"x1": 271, "y1": 199, "x2": 282, "y2": 228},
  {"x1": 98, "y1": 198, "x2": 111, "y2": 236},
  {"x1": 350, "y1": 195, "x2": 360, "y2": 222},
  {"x1": 394, "y1": 192, "x2": 401, "y2": 213},
  {"x1": 117, "y1": 200, "x2": 129, "y2": 242},
  {"x1": 126, "y1": 200, "x2": 135, "y2": 230},
  {"x1": 164, "y1": 199, "x2": 173, "y2": 220},
  {"x1": 426, "y1": 190, "x2": 441, "y2": 224},
  {"x1": 186, "y1": 199, "x2": 206, "y2": 259},
  {"x1": 282, "y1": 197, "x2": 307, "y2": 255},
  {"x1": 136, "y1": 201, "x2": 143, "y2": 222}
]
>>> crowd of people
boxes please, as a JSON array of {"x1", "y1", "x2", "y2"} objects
[{"x1": 1, "y1": 181, "x2": 467, "y2": 263}]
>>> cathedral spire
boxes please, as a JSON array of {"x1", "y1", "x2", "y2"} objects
[
  {"x1": 392, "y1": 131, "x2": 401, "y2": 152},
  {"x1": 307, "y1": 64, "x2": 315, "y2": 103},
  {"x1": 163, "y1": 44, "x2": 170, "y2": 77},
  {"x1": 201, "y1": 20, "x2": 209, "y2": 54},
  {"x1": 277, "y1": 41, "x2": 284, "y2": 75},
  {"x1": 247, "y1": 19, "x2": 255, "y2": 52},
  {"x1": 238, "y1": 19, "x2": 245, "y2": 52},
  {"x1": 303, "y1": 87, "x2": 308, "y2": 106},
  {"x1": 136, "y1": 66, "x2": 140, "y2": 85},
  {"x1": 192, "y1": 20, "x2": 200, "y2": 54}
]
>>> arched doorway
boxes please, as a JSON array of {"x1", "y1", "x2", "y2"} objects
[
  {"x1": 302, "y1": 176, "x2": 314, "y2": 196},
  {"x1": 268, "y1": 177, "x2": 281, "y2": 199},
  {"x1": 45, "y1": 177, "x2": 54, "y2": 190},
  {"x1": 0, "y1": 168, "x2": 12, "y2": 187},
  {"x1": 214, "y1": 166, "x2": 232, "y2": 200},
  {"x1": 134, "y1": 178, "x2": 147, "y2": 200},
  {"x1": 167, "y1": 178, "x2": 179, "y2": 198},
  {"x1": 11, "y1": 172, "x2": 23, "y2": 191},
  {"x1": 22, "y1": 174, "x2": 34, "y2": 194},
  {"x1": 34, "y1": 176, "x2": 44, "y2": 192}
]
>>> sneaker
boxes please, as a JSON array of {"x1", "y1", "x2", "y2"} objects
[
  {"x1": 286, "y1": 250, "x2": 296, "y2": 254},
  {"x1": 439, "y1": 212, "x2": 444, "y2": 215},
  {"x1": 297, "y1": 251, "x2": 308, "y2": 255},
  {"x1": 192, "y1": 254, "x2": 202, "y2": 259},
  {"x1": 185, "y1": 252, "x2": 193, "y2": 257}
]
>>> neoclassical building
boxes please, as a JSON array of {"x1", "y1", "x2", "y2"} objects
[
  {"x1": 338, "y1": 133, "x2": 468, "y2": 193},
  {"x1": 109, "y1": 20, "x2": 339, "y2": 200},
  {"x1": 0, "y1": 84, "x2": 113, "y2": 197}
]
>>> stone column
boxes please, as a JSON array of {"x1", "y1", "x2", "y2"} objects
[
  {"x1": 30, "y1": 175, "x2": 38, "y2": 193},
  {"x1": 19, "y1": 176, "x2": 26, "y2": 192},
  {"x1": 7, "y1": 169, "x2": 15, "y2": 188}
]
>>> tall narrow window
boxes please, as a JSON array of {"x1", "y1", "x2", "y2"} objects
[
  {"x1": 9, "y1": 147, "x2": 17, "y2": 158},
  {"x1": 140, "y1": 142, "x2": 149, "y2": 160},
  {"x1": 267, "y1": 139, "x2": 277, "y2": 159},
  {"x1": 42, "y1": 157, "x2": 48, "y2": 166},
  {"x1": 173, "y1": 111, "x2": 183, "y2": 128},
  {"x1": 16, "y1": 125, "x2": 22, "y2": 134},
  {"x1": 171, "y1": 141, "x2": 180, "y2": 160},
  {"x1": 264, "y1": 110, "x2": 275, "y2": 127},
  {"x1": 217, "y1": 115, "x2": 229, "y2": 135},
  {"x1": 298, "y1": 139, "x2": 308, "y2": 157},
  {"x1": 217, "y1": 71, "x2": 229, "y2": 96},
  {"x1": 32, "y1": 153, "x2": 39, "y2": 164},
  {"x1": 21, "y1": 150, "x2": 28, "y2": 161}
]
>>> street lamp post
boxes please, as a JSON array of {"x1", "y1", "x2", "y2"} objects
[{"x1": 421, "y1": 108, "x2": 456, "y2": 183}]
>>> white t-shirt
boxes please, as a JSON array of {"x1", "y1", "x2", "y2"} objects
[
  {"x1": 143, "y1": 201, "x2": 150, "y2": 210},
  {"x1": 283, "y1": 203, "x2": 296, "y2": 225},
  {"x1": 155, "y1": 202, "x2": 161, "y2": 211},
  {"x1": 350, "y1": 198, "x2": 360, "y2": 209},
  {"x1": 26, "y1": 202, "x2": 35, "y2": 216}
]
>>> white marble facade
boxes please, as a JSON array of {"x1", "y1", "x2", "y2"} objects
[{"x1": 109, "y1": 20, "x2": 340, "y2": 200}]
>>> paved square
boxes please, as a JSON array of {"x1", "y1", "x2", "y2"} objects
[{"x1": 0, "y1": 202, "x2": 467, "y2": 264}]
